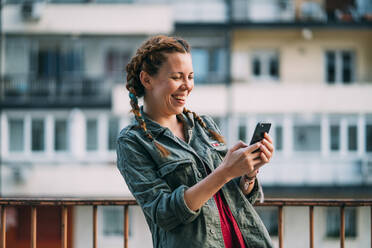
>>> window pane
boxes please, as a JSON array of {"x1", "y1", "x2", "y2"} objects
[
  {"x1": 108, "y1": 117, "x2": 119, "y2": 151},
  {"x1": 238, "y1": 125, "x2": 246, "y2": 142},
  {"x1": 330, "y1": 125, "x2": 340, "y2": 151},
  {"x1": 86, "y1": 119, "x2": 98, "y2": 151},
  {"x1": 342, "y1": 52, "x2": 352, "y2": 84},
  {"x1": 326, "y1": 208, "x2": 357, "y2": 238},
  {"x1": 103, "y1": 206, "x2": 123, "y2": 236},
  {"x1": 252, "y1": 57, "x2": 261, "y2": 76},
  {"x1": 55, "y1": 120, "x2": 68, "y2": 151},
  {"x1": 269, "y1": 56, "x2": 279, "y2": 78},
  {"x1": 32, "y1": 119, "x2": 45, "y2": 151},
  {"x1": 293, "y1": 125, "x2": 321, "y2": 151},
  {"x1": 275, "y1": 126, "x2": 283, "y2": 151},
  {"x1": 9, "y1": 119, "x2": 24, "y2": 152},
  {"x1": 367, "y1": 124, "x2": 372, "y2": 152},
  {"x1": 326, "y1": 51, "x2": 335, "y2": 83},
  {"x1": 348, "y1": 125, "x2": 357, "y2": 151},
  {"x1": 191, "y1": 49, "x2": 209, "y2": 84}
]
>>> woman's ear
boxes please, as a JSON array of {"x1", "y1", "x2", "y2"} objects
[{"x1": 140, "y1": 71, "x2": 153, "y2": 90}]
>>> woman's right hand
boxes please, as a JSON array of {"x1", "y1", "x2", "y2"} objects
[{"x1": 219, "y1": 141, "x2": 263, "y2": 181}]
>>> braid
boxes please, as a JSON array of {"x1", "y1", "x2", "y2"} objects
[
  {"x1": 127, "y1": 85, "x2": 170, "y2": 157},
  {"x1": 125, "y1": 35, "x2": 190, "y2": 157},
  {"x1": 183, "y1": 108, "x2": 225, "y2": 144}
]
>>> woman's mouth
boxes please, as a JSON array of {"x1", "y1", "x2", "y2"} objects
[{"x1": 172, "y1": 94, "x2": 187, "y2": 104}]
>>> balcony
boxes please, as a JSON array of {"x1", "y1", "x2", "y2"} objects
[
  {"x1": 0, "y1": 75, "x2": 113, "y2": 108},
  {"x1": 231, "y1": 0, "x2": 372, "y2": 29},
  {"x1": 0, "y1": 198, "x2": 371, "y2": 248}
]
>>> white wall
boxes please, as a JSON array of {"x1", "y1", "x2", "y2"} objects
[{"x1": 4, "y1": 4, "x2": 173, "y2": 35}]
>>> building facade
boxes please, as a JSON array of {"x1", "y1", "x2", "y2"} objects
[{"x1": 1, "y1": 0, "x2": 372, "y2": 247}]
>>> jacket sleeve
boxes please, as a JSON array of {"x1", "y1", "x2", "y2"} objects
[
  {"x1": 233, "y1": 177, "x2": 262, "y2": 204},
  {"x1": 116, "y1": 135, "x2": 201, "y2": 231}
]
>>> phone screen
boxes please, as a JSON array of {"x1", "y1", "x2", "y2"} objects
[{"x1": 249, "y1": 123, "x2": 271, "y2": 145}]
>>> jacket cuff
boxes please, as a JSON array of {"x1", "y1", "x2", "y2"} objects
[
  {"x1": 175, "y1": 185, "x2": 201, "y2": 224},
  {"x1": 246, "y1": 178, "x2": 261, "y2": 204}
]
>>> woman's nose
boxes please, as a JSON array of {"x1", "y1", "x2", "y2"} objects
[{"x1": 182, "y1": 77, "x2": 194, "y2": 90}]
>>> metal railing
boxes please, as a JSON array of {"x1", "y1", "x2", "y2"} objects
[
  {"x1": 0, "y1": 76, "x2": 112, "y2": 104},
  {"x1": 0, "y1": 198, "x2": 371, "y2": 248}
]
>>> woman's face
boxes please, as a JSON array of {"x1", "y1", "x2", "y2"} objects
[{"x1": 143, "y1": 52, "x2": 194, "y2": 117}]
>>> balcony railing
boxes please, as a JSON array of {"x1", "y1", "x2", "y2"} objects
[
  {"x1": 0, "y1": 75, "x2": 113, "y2": 106},
  {"x1": 0, "y1": 198, "x2": 371, "y2": 248}
]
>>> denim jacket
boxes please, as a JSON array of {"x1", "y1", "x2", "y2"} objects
[{"x1": 116, "y1": 109, "x2": 274, "y2": 248}]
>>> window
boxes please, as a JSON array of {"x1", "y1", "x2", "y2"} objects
[
  {"x1": 330, "y1": 125, "x2": 340, "y2": 151},
  {"x1": 103, "y1": 206, "x2": 132, "y2": 236},
  {"x1": 325, "y1": 51, "x2": 355, "y2": 84},
  {"x1": 86, "y1": 119, "x2": 98, "y2": 151},
  {"x1": 55, "y1": 120, "x2": 68, "y2": 151},
  {"x1": 9, "y1": 119, "x2": 24, "y2": 152},
  {"x1": 32, "y1": 119, "x2": 45, "y2": 151},
  {"x1": 326, "y1": 208, "x2": 357, "y2": 238},
  {"x1": 108, "y1": 117, "x2": 119, "y2": 151},
  {"x1": 348, "y1": 125, "x2": 357, "y2": 151},
  {"x1": 367, "y1": 124, "x2": 372, "y2": 152},
  {"x1": 191, "y1": 48, "x2": 226, "y2": 84},
  {"x1": 275, "y1": 126, "x2": 283, "y2": 151},
  {"x1": 105, "y1": 50, "x2": 130, "y2": 82},
  {"x1": 251, "y1": 51, "x2": 279, "y2": 81},
  {"x1": 293, "y1": 125, "x2": 321, "y2": 151},
  {"x1": 256, "y1": 207, "x2": 278, "y2": 236},
  {"x1": 238, "y1": 125, "x2": 246, "y2": 142}
]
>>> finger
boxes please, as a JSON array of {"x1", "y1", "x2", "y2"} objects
[
  {"x1": 260, "y1": 151, "x2": 269, "y2": 163},
  {"x1": 229, "y1": 140, "x2": 248, "y2": 153},
  {"x1": 264, "y1": 132, "x2": 273, "y2": 144},
  {"x1": 262, "y1": 138, "x2": 274, "y2": 153},
  {"x1": 244, "y1": 142, "x2": 262, "y2": 154},
  {"x1": 260, "y1": 144, "x2": 272, "y2": 161}
]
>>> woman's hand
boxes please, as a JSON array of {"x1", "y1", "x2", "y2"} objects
[
  {"x1": 220, "y1": 133, "x2": 274, "y2": 181},
  {"x1": 255, "y1": 132, "x2": 274, "y2": 170}
]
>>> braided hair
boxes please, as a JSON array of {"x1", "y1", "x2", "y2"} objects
[{"x1": 125, "y1": 35, "x2": 225, "y2": 157}]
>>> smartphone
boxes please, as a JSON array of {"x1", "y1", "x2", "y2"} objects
[{"x1": 249, "y1": 122, "x2": 271, "y2": 146}]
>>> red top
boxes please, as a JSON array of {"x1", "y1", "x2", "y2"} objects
[
  {"x1": 205, "y1": 165, "x2": 246, "y2": 247},
  {"x1": 213, "y1": 191, "x2": 247, "y2": 248}
]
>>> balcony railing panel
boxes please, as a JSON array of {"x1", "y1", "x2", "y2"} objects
[
  {"x1": 0, "y1": 198, "x2": 371, "y2": 248},
  {"x1": 1, "y1": 76, "x2": 113, "y2": 106}
]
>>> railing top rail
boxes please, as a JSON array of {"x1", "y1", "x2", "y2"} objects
[{"x1": 0, "y1": 198, "x2": 371, "y2": 206}]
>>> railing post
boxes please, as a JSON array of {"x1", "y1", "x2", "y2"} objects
[
  {"x1": 31, "y1": 206, "x2": 37, "y2": 248},
  {"x1": 309, "y1": 206, "x2": 314, "y2": 248},
  {"x1": 278, "y1": 206, "x2": 283, "y2": 248},
  {"x1": 1, "y1": 206, "x2": 6, "y2": 248},
  {"x1": 93, "y1": 205, "x2": 97, "y2": 248},
  {"x1": 340, "y1": 206, "x2": 345, "y2": 248},
  {"x1": 124, "y1": 205, "x2": 129, "y2": 248},
  {"x1": 61, "y1": 206, "x2": 68, "y2": 248}
]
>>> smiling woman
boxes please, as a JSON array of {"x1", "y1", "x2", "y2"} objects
[{"x1": 116, "y1": 35, "x2": 275, "y2": 248}]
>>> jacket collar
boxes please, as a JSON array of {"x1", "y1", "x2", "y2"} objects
[{"x1": 139, "y1": 106, "x2": 194, "y2": 139}]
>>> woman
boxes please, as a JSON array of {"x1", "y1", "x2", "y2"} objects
[{"x1": 116, "y1": 35, "x2": 274, "y2": 248}]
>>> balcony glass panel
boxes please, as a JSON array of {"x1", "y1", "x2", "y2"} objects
[
  {"x1": 9, "y1": 119, "x2": 24, "y2": 152},
  {"x1": 32, "y1": 119, "x2": 45, "y2": 151}
]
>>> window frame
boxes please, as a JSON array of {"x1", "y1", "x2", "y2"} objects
[
  {"x1": 250, "y1": 50, "x2": 280, "y2": 83},
  {"x1": 324, "y1": 50, "x2": 356, "y2": 84}
]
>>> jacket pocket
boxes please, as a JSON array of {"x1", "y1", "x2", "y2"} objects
[{"x1": 157, "y1": 158, "x2": 196, "y2": 190}]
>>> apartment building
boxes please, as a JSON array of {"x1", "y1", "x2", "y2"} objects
[{"x1": 1, "y1": 0, "x2": 372, "y2": 247}]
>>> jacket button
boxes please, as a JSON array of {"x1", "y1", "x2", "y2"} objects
[
  {"x1": 197, "y1": 172, "x2": 202, "y2": 178},
  {"x1": 210, "y1": 229, "x2": 215, "y2": 235}
]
